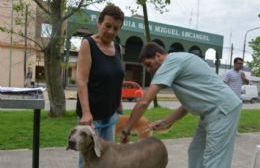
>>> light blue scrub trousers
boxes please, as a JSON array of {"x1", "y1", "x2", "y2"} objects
[
  {"x1": 78, "y1": 112, "x2": 119, "y2": 168},
  {"x1": 188, "y1": 104, "x2": 242, "y2": 168}
]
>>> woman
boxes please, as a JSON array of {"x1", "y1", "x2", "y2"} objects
[{"x1": 76, "y1": 4, "x2": 125, "y2": 167}]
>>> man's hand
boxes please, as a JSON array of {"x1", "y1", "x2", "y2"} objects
[
  {"x1": 150, "y1": 106, "x2": 188, "y2": 132},
  {"x1": 241, "y1": 72, "x2": 246, "y2": 79},
  {"x1": 80, "y1": 112, "x2": 93, "y2": 126},
  {"x1": 150, "y1": 120, "x2": 173, "y2": 131},
  {"x1": 241, "y1": 71, "x2": 249, "y2": 84}
]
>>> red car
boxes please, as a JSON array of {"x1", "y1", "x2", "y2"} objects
[{"x1": 121, "y1": 81, "x2": 144, "y2": 101}]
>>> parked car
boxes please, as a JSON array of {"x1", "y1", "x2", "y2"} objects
[
  {"x1": 241, "y1": 85, "x2": 259, "y2": 103},
  {"x1": 121, "y1": 81, "x2": 144, "y2": 101}
]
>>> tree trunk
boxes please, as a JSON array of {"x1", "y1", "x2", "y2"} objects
[
  {"x1": 142, "y1": 2, "x2": 159, "y2": 108},
  {"x1": 44, "y1": 21, "x2": 66, "y2": 117}
]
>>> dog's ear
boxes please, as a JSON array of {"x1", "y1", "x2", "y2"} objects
[
  {"x1": 66, "y1": 128, "x2": 76, "y2": 150},
  {"x1": 89, "y1": 127, "x2": 102, "y2": 157}
]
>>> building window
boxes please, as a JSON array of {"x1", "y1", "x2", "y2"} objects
[{"x1": 41, "y1": 23, "x2": 52, "y2": 38}]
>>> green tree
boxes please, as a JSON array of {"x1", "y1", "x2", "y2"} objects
[
  {"x1": 0, "y1": 0, "x2": 103, "y2": 117},
  {"x1": 133, "y1": 0, "x2": 171, "y2": 107},
  {"x1": 34, "y1": 0, "x2": 105, "y2": 117},
  {"x1": 247, "y1": 37, "x2": 260, "y2": 77}
]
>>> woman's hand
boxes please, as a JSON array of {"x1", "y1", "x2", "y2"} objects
[
  {"x1": 80, "y1": 112, "x2": 93, "y2": 126},
  {"x1": 117, "y1": 103, "x2": 123, "y2": 114}
]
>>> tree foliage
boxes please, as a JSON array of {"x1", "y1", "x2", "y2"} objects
[
  {"x1": 137, "y1": 0, "x2": 170, "y2": 13},
  {"x1": 131, "y1": 0, "x2": 171, "y2": 107},
  {"x1": 247, "y1": 37, "x2": 260, "y2": 77},
  {"x1": 127, "y1": 0, "x2": 170, "y2": 15}
]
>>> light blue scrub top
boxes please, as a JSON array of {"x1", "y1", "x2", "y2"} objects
[{"x1": 151, "y1": 52, "x2": 242, "y2": 116}]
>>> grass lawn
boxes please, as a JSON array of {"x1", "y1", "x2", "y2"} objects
[{"x1": 0, "y1": 108, "x2": 260, "y2": 150}]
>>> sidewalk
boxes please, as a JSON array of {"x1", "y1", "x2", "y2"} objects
[
  {"x1": 44, "y1": 88, "x2": 178, "y2": 101},
  {"x1": 0, "y1": 132, "x2": 259, "y2": 168}
]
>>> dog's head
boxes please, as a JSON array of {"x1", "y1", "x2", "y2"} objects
[{"x1": 66, "y1": 125, "x2": 102, "y2": 157}]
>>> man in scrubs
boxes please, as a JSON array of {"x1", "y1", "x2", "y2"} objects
[{"x1": 121, "y1": 42, "x2": 242, "y2": 168}]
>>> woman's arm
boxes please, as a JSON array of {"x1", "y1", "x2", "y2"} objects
[{"x1": 77, "y1": 39, "x2": 93, "y2": 125}]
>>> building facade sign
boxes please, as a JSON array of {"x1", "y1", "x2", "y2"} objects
[{"x1": 74, "y1": 9, "x2": 223, "y2": 46}]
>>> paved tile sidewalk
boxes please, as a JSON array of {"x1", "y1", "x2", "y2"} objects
[{"x1": 0, "y1": 133, "x2": 259, "y2": 168}]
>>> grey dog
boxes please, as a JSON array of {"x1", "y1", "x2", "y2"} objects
[{"x1": 67, "y1": 125, "x2": 168, "y2": 168}]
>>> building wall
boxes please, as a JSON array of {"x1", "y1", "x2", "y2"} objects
[
  {"x1": 0, "y1": 44, "x2": 24, "y2": 86},
  {"x1": 0, "y1": 0, "x2": 38, "y2": 87}
]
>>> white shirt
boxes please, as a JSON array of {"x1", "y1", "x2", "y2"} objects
[{"x1": 224, "y1": 69, "x2": 243, "y2": 98}]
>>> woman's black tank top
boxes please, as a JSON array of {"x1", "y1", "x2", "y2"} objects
[{"x1": 76, "y1": 36, "x2": 124, "y2": 120}]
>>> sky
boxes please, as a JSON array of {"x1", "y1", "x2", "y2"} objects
[{"x1": 84, "y1": 0, "x2": 260, "y2": 65}]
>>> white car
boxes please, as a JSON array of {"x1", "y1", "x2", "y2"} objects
[{"x1": 241, "y1": 85, "x2": 259, "y2": 103}]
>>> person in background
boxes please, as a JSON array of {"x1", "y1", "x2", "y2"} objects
[
  {"x1": 224, "y1": 57, "x2": 249, "y2": 135},
  {"x1": 121, "y1": 42, "x2": 242, "y2": 168},
  {"x1": 76, "y1": 4, "x2": 125, "y2": 168},
  {"x1": 25, "y1": 67, "x2": 33, "y2": 87},
  {"x1": 224, "y1": 57, "x2": 249, "y2": 98}
]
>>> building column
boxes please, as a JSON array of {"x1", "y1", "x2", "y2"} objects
[{"x1": 215, "y1": 53, "x2": 220, "y2": 74}]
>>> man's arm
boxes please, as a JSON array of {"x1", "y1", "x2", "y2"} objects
[
  {"x1": 122, "y1": 84, "x2": 162, "y2": 134},
  {"x1": 223, "y1": 72, "x2": 230, "y2": 84},
  {"x1": 151, "y1": 105, "x2": 188, "y2": 131}
]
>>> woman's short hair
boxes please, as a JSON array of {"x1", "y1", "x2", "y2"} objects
[
  {"x1": 98, "y1": 4, "x2": 124, "y2": 26},
  {"x1": 139, "y1": 42, "x2": 167, "y2": 62}
]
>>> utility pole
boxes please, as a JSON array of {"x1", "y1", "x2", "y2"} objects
[
  {"x1": 215, "y1": 55, "x2": 220, "y2": 74},
  {"x1": 189, "y1": 8, "x2": 193, "y2": 28},
  {"x1": 9, "y1": 0, "x2": 14, "y2": 87},
  {"x1": 24, "y1": 5, "x2": 28, "y2": 87},
  {"x1": 196, "y1": 0, "x2": 200, "y2": 29},
  {"x1": 229, "y1": 43, "x2": 233, "y2": 69}
]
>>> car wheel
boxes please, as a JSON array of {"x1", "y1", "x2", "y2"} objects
[
  {"x1": 127, "y1": 98, "x2": 134, "y2": 102},
  {"x1": 250, "y1": 99, "x2": 256, "y2": 104}
]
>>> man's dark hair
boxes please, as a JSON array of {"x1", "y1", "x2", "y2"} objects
[
  {"x1": 98, "y1": 4, "x2": 124, "y2": 26},
  {"x1": 234, "y1": 57, "x2": 243, "y2": 64},
  {"x1": 139, "y1": 42, "x2": 167, "y2": 62}
]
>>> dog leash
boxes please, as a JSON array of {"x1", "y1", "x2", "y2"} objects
[{"x1": 94, "y1": 114, "x2": 119, "y2": 129}]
